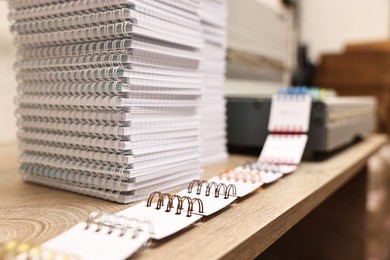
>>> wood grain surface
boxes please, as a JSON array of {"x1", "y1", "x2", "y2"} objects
[
  {"x1": 259, "y1": 167, "x2": 367, "y2": 259},
  {"x1": 0, "y1": 135, "x2": 387, "y2": 259}
]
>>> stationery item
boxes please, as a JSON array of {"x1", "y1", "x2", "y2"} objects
[
  {"x1": 227, "y1": 87, "x2": 312, "y2": 185},
  {"x1": 9, "y1": 0, "x2": 204, "y2": 203},
  {"x1": 118, "y1": 192, "x2": 203, "y2": 239},
  {"x1": 0, "y1": 240, "x2": 79, "y2": 260},
  {"x1": 21, "y1": 163, "x2": 201, "y2": 204},
  {"x1": 258, "y1": 88, "x2": 312, "y2": 174},
  {"x1": 259, "y1": 134, "x2": 308, "y2": 165},
  {"x1": 8, "y1": 0, "x2": 201, "y2": 27},
  {"x1": 210, "y1": 168, "x2": 264, "y2": 196},
  {"x1": 10, "y1": 8, "x2": 201, "y2": 39},
  {"x1": 21, "y1": 163, "x2": 201, "y2": 192},
  {"x1": 176, "y1": 179, "x2": 237, "y2": 216},
  {"x1": 19, "y1": 153, "x2": 200, "y2": 179},
  {"x1": 240, "y1": 162, "x2": 293, "y2": 183},
  {"x1": 198, "y1": 0, "x2": 228, "y2": 165},
  {"x1": 268, "y1": 89, "x2": 312, "y2": 133},
  {"x1": 13, "y1": 79, "x2": 315, "y2": 258},
  {"x1": 243, "y1": 162, "x2": 297, "y2": 175},
  {"x1": 17, "y1": 37, "x2": 200, "y2": 60},
  {"x1": 19, "y1": 142, "x2": 199, "y2": 165},
  {"x1": 43, "y1": 211, "x2": 153, "y2": 260},
  {"x1": 17, "y1": 131, "x2": 200, "y2": 152},
  {"x1": 260, "y1": 171, "x2": 284, "y2": 184}
]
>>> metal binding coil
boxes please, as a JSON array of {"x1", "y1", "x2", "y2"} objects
[
  {"x1": 17, "y1": 117, "x2": 128, "y2": 139},
  {"x1": 219, "y1": 168, "x2": 262, "y2": 183},
  {"x1": 146, "y1": 192, "x2": 204, "y2": 217},
  {"x1": 18, "y1": 141, "x2": 129, "y2": 166},
  {"x1": 10, "y1": 9, "x2": 131, "y2": 35},
  {"x1": 244, "y1": 162, "x2": 280, "y2": 173},
  {"x1": 85, "y1": 210, "x2": 153, "y2": 237},
  {"x1": 187, "y1": 180, "x2": 237, "y2": 199}
]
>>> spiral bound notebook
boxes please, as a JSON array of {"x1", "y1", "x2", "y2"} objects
[
  {"x1": 2, "y1": 155, "x2": 306, "y2": 260},
  {"x1": 9, "y1": 0, "x2": 207, "y2": 202},
  {"x1": 14, "y1": 85, "x2": 312, "y2": 259},
  {"x1": 38, "y1": 170, "x2": 267, "y2": 259},
  {"x1": 198, "y1": 0, "x2": 228, "y2": 165},
  {"x1": 258, "y1": 88, "x2": 313, "y2": 176},
  {"x1": 43, "y1": 212, "x2": 153, "y2": 260}
]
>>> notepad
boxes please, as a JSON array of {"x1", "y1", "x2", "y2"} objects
[
  {"x1": 198, "y1": 0, "x2": 229, "y2": 165},
  {"x1": 258, "y1": 88, "x2": 312, "y2": 176},
  {"x1": 43, "y1": 212, "x2": 153, "y2": 260},
  {"x1": 9, "y1": 0, "x2": 206, "y2": 203}
]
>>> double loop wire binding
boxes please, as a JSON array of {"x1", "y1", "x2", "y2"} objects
[
  {"x1": 146, "y1": 192, "x2": 204, "y2": 217},
  {"x1": 0, "y1": 240, "x2": 79, "y2": 260},
  {"x1": 85, "y1": 210, "x2": 153, "y2": 238},
  {"x1": 187, "y1": 180, "x2": 237, "y2": 199},
  {"x1": 17, "y1": 39, "x2": 133, "y2": 59},
  {"x1": 15, "y1": 53, "x2": 129, "y2": 72},
  {"x1": 19, "y1": 141, "x2": 130, "y2": 166},
  {"x1": 16, "y1": 67, "x2": 124, "y2": 84},
  {"x1": 16, "y1": 94, "x2": 123, "y2": 110},
  {"x1": 9, "y1": 0, "x2": 67, "y2": 11},
  {"x1": 18, "y1": 119, "x2": 127, "y2": 139},
  {"x1": 16, "y1": 107, "x2": 127, "y2": 126},
  {"x1": 244, "y1": 162, "x2": 281, "y2": 173},
  {"x1": 219, "y1": 167, "x2": 262, "y2": 184},
  {"x1": 10, "y1": 9, "x2": 131, "y2": 35},
  {"x1": 8, "y1": 0, "x2": 127, "y2": 22},
  {"x1": 15, "y1": 22, "x2": 133, "y2": 47},
  {"x1": 18, "y1": 130, "x2": 127, "y2": 153},
  {"x1": 16, "y1": 36, "x2": 198, "y2": 61},
  {"x1": 19, "y1": 162, "x2": 126, "y2": 193},
  {"x1": 20, "y1": 152, "x2": 130, "y2": 179}
]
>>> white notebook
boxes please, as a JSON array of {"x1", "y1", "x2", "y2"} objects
[
  {"x1": 198, "y1": 0, "x2": 228, "y2": 165},
  {"x1": 9, "y1": 0, "x2": 208, "y2": 203}
]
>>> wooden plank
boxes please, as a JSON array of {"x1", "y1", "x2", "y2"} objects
[
  {"x1": 314, "y1": 50, "x2": 390, "y2": 134},
  {"x1": 0, "y1": 135, "x2": 387, "y2": 259},
  {"x1": 259, "y1": 167, "x2": 367, "y2": 259},
  {"x1": 319, "y1": 53, "x2": 390, "y2": 72},
  {"x1": 346, "y1": 41, "x2": 390, "y2": 53}
]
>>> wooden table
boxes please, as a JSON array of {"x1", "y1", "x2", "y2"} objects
[{"x1": 0, "y1": 135, "x2": 387, "y2": 259}]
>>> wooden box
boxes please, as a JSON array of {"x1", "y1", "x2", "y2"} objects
[{"x1": 314, "y1": 41, "x2": 390, "y2": 133}]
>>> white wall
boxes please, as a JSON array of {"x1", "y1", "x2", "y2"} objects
[
  {"x1": 0, "y1": 2, "x2": 17, "y2": 143},
  {"x1": 300, "y1": 0, "x2": 390, "y2": 62}
]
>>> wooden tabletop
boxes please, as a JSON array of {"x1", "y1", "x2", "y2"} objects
[{"x1": 0, "y1": 134, "x2": 387, "y2": 259}]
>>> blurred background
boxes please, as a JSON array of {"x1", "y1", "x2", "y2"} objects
[
  {"x1": 1, "y1": 0, "x2": 390, "y2": 143},
  {"x1": 1, "y1": 0, "x2": 390, "y2": 258}
]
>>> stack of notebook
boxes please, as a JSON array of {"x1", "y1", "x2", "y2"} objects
[
  {"x1": 198, "y1": 0, "x2": 228, "y2": 165},
  {"x1": 9, "y1": 0, "x2": 203, "y2": 203}
]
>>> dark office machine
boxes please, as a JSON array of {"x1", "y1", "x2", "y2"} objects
[{"x1": 227, "y1": 96, "x2": 377, "y2": 155}]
